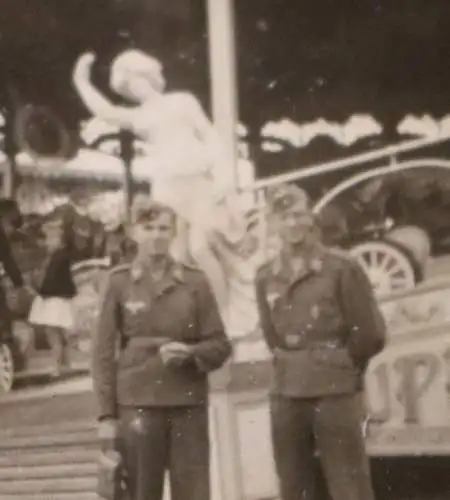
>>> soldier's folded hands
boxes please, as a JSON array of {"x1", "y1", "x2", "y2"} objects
[{"x1": 159, "y1": 342, "x2": 193, "y2": 366}]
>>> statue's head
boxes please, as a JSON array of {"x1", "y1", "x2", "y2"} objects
[{"x1": 110, "y1": 50, "x2": 166, "y2": 102}]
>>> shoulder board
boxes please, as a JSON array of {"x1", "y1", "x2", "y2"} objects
[{"x1": 109, "y1": 263, "x2": 131, "y2": 276}]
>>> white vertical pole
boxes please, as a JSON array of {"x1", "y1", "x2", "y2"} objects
[
  {"x1": 206, "y1": 0, "x2": 239, "y2": 189},
  {"x1": 206, "y1": 4, "x2": 243, "y2": 500}
]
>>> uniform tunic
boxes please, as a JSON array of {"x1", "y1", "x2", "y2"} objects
[
  {"x1": 93, "y1": 258, "x2": 232, "y2": 418},
  {"x1": 255, "y1": 247, "x2": 387, "y2": 500},
  {"x1": 255, "y1": 247, "x2": 386, "y2": 397}
]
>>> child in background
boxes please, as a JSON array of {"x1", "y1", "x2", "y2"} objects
[{"x1": 28, "y1": 217, "x2": 77, "y2": 377}]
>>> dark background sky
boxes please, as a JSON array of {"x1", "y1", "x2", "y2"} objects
[
  {"x1": 235, "y1": 0, "x2": 450, "y2": 125},
  {"x1": 1, "y1": 0, "x2": 450, "y2": 170},
  {"x1": 233, "y1": 0, "x2": 450, "y2": 174}
]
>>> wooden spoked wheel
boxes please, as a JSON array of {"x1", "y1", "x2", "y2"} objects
[{"x1": 350, "y1": 240, "x2": 417, "y2": 295}]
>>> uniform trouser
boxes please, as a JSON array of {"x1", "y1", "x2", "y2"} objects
[
  {"x1": 118, "y1": 406, "x2": 210, "y2": 500},
  {"x1": 270, "y1": 393, "x2": 374, "y2": 500}
]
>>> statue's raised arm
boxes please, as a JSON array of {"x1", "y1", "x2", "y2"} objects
[{"x1": 73, "y1": 51, "x2": 161, "y2": 130}]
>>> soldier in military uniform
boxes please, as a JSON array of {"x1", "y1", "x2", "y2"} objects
[
  {"x1": 256, "y1": 185, "x2": 386, "y2": 500},
  {"x1": 92, "y1": 200, "x2": 232, "y2": 500}
]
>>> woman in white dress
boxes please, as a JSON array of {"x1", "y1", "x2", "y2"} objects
[
  {"x1": 28, "y1": 218, "x2": 77, "y2": 376},
  {"x1": 72, "y1": 50, "x2": 243, "y2": 322}
]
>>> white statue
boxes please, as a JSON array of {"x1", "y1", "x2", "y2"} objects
[{"x1": 73, "y1": 49, "x2": 258, "y2": 336}]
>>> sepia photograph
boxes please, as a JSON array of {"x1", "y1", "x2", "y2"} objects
[{"x1": 0, "y1": 1, "x2": 449, "y2": 499}]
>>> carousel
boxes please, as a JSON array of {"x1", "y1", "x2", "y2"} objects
[{"x1": 1, "y1": 2, "x2": 450, "y2": 498}]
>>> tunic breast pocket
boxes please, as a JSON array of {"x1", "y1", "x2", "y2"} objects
[
  {"x1": 309, "y1": 291, "x2": 345, "y2": 333},
  {"x1": 152, "y1": 289, "x2": 197, "y2": 339}
]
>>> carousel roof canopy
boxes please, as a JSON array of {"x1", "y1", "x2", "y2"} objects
[
  {"x1": 7, "y1": 149, "x2": 151, "y2": 184},
  {"x1": 0, "y1": 147, "x2": 255, "y2": 190}
]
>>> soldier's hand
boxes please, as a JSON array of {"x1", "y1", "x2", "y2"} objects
[{"x1": 159, "y1": 342, "x2": 192, "y2": 365}]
